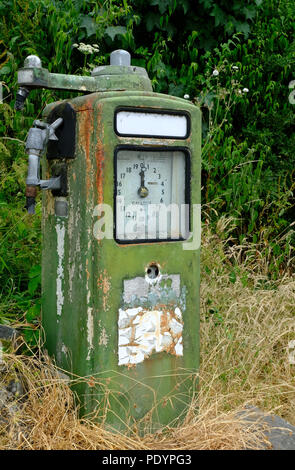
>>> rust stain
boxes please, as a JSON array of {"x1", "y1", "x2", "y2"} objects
[
  {"x1": 95, "y1": 103, "x2": 104, "y2": 206},
  {"x1": 87, "y1": 376, "x2": 95, "y2": 387},
  {"x1": 45, "y1": 189, "x2": 55, "y2": 216},
  {"x1": 77, "y1": 98, "x2": 95, "y2": 200},
  {"x1": 86, "y1": 258, "x2": 90, "y2": 281},
  {"x1": 97, "y1": 269, "x2": 111, "y2": 311}
]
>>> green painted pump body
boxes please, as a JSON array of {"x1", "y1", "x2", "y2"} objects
[{"x1": 40, "y1": 65, "x2": 201, "y2": 431}]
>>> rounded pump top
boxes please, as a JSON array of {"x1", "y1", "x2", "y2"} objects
[
  {"x1": 110, "y1": 50, "x2": 131, "y2": 66},
  {"x1": 24, "y1": 55, "x2": 42, "y2": 68}
]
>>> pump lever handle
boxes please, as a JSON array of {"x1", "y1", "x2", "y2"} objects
[
  {"x1": 47, "y1": 118, "x2": 63, "y2": 142},
  {"x1": 48, "y1": 118, "x2": 63, "y2": 141},
  {"x1": 50, "y1": 117, "x2": 63, "y2": 130}
]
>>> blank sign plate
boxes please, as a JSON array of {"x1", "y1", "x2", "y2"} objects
[{"x1": 115, "y1": 110, "x2": 189, "y2": 138}]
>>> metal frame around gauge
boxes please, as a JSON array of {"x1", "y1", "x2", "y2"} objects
[
  {"x1": 114, "y1": 107, "x2": 191, "y2": 139},
  {"x1": 114, "y1": 145, "x2": 191, "y2": 244}
]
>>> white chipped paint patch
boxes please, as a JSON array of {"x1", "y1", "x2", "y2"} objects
[
  {"x1": 61, "y1": 343, "x2": 69, "y2": 355},
  {"x1": 123, "y1": 274, "x2": 181, "y2": 303},
  {"x1": 86, "y1": 307, "x2": 94, "y2": 360},
  {"x1": 118, "y1": 307, "x2": 183, "y2": 366},
  {"x1": 56, "y1": 220, "x2": 65, "y2": 316}
]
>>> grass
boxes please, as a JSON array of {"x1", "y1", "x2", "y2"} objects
[
  {"x1": 200, "y1": 218, "x2": 295, "y2": 425},
  {"x1": 0, "y1": 219, "x2": 294, "y2": 449},
  {"x1": 0, "y1": 352, "x2": 269, "y2": 450}
]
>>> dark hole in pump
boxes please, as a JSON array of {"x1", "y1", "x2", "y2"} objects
[{"x1": 146, "y1": 264, "x2": 159, "y2": 279}]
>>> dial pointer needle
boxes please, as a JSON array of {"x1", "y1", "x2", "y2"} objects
[{"x1": 138, "y1": 169, "x2": 149, "y2": 198}]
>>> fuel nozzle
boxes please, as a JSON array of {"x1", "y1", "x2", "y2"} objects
[
  {"x1": 15, "y1": 55, "x2": 42, "y2": 111},
  {"x1": 25, "y1": 118, "x2": 63, "y2": 214}
]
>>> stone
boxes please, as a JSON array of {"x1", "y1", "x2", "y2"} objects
[
  {"x1": 240, "y1": 406, "x2": 295, "y2": 450},
  {"x1": 0, "y1": 325, "x2": 20, "y2": 342}
]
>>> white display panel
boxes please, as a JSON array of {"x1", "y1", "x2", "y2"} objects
[
  {"x1": 115, "y1": 148, "x2": 189, "y2": 241},
  {"x1": 116, "y1": 111, "x2": 188, "y2": 138}
]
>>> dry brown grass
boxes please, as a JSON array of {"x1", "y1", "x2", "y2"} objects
[
  {"x1": 0, "y1": 353, "x2": 269, "y2": 450},
  {"x1": 200, "y1": 218, "x2": 295, "y2": 424},
  {"x1": 0, "y1": 220, "x2": 294, "y2": 450}
]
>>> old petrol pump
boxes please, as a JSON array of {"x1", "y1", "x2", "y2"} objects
[{"x1": 16, "y1": 50, "x2": 201, "y2": 431}]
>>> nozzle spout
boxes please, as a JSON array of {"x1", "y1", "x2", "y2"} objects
[
  {"x1": 15, "y1": 86, "x2": 30, "y2": 111},
  {"x1": 25, "y1": 186, "x2": 37, "y2": 214}
]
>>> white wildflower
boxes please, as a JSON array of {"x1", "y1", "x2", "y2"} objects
[
  {"x1": 232, "y1": 65, "x2": 239, "y2": 71},
  {"x1": 212, "y1": 69, "x2": 219, "y2": 76},
  {"x1": 242, "y1": 87, "x2": 249, "y2": 93},
  {"x1": 184, "y1": 94, "x2": 190, "y2": 99},
  {"x1": 73, "y1": 43, "x2": 100, "y2": 54}
]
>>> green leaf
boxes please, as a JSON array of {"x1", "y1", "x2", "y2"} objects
[
  {"x1": 105, "y1": 26, "x2": 127, "y2": 41},
  {"x1": 26, "y1": 303, "x2": 41, "y2": 322},
  {"x1": 28, "y1": 264, "x2": 41, "y2": 294},
  {"x1": 0, "y1": 65, "x2": 11, "y2": 75},
  {"x1": 23, "y1": 327, "x2": 40, "y2": 347},
  {"x1": 181, "y1": 0, "x2": 190, "y2": 15},
  {"x1": 229, "y1": 270, "x2": 237, "y2": 284},
  {"x1": 29, "y1": 264, "x2": 41, "y2": 279},
  {"x1": 28, "y1": 277, "x2": 41, "y2": 295},
  {"x1": 150, "y1": 0, "x2": 169, "y2": 14},
  {"x1": 237, "y1": 22, "x2": 250, "y2": 37},
  {"x1": 145, "y1": 12, "x2": 160, "y2": 32},
  {"x1": 79, "y1": 15, "x2": 98, "y2": 37},
  {"x1": 242, "y1": 7, "x2": 257, "y2": 21}
]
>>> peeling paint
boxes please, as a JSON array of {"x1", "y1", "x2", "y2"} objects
[
  {"x1": 118, "y1": 306, "x2": 183, "y2": 366},
  {"x1": 123, "y1": 274, "x2": 181, "y2": 305},
  {"x1": 86, "y1": 307, "x2": 94, "y2": 360},
  {"x1": 67, "y1": 195, "x2": 81, "y2": 302},
  {"x1": 61, "y1": 343, "x2": 69, "y2": 355},
  {"x1": 97, "y1": 269, "x2": 111, "y2": 311},
  {"x1": 99, "y1": 327, "x2": 109, "y2": 346},
  {"x1": 56, "y1": 219, "x2": 65, "y2": 316}
]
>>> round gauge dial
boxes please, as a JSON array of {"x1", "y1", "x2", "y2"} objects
[{"x1": 115, "y1": 148, "x2": 189, "y2": 241}]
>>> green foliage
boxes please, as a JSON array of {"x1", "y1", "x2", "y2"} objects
[
  {"x1": 196, "y1": 0, "x2": 295, "y2": 277},
  {"x1": 0, "y1": 0, "x2": 294, "y2": 340}
]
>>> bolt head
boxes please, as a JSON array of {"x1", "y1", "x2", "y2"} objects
[{"x1": 110, "y1": 50, "x2": 131, "y2": 66}]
